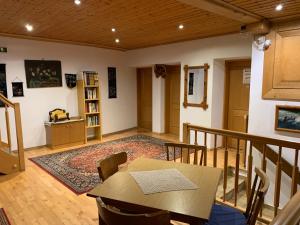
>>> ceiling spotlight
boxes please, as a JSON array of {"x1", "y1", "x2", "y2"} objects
[
  {"x1": 74, "y1": 0, "x2": 81, "y2": 5},
  {"x1": 275, "y1": 4, "x2": 283, "y2": 11},
  {"x1": 25, "y1": 24, "x2": 33, "y2": 32},
  {"x1": 178, "y1": 24, "x2": 184, "y2": 30},
  {"x1": 111, "y1": 28, "x2": 116, "y2": 32},
  {"x1": 115, "y1": 38, "x2": 120, "y2": 43}
]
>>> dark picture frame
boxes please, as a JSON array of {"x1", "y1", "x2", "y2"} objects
[
  {"x1": 12, "y1": 82, "x2": 24, "y2": 97},
  {"x1": 25, "y1": 60, "x2": 62, "y2": 88},
  {"x1": 275, "y1": 105, "x2": 300, "y2": 133},
  {"x1": 108, "y1": 67, "x2": 117, "y2": 99},
  {"x1": 0, "y1": 64, "x2": 8, "y2": 107}
]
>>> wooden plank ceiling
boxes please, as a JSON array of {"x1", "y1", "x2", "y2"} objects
[{"x1": 0, "y1": 0, "x2": 299, "y2": 50}]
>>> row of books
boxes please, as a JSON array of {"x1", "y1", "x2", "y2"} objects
[
  {"x1": 85, "y1": 88, "x2": 97, "y2": 99},
  {"x1": 86, "y1": 115, "x2": 99, "y2": 127},
  {"x1": 86, "y1": 102, "x2": 98, "y2": 113},
  {"x1": 83, "y1": 71, "x2": 99, "y2": 86}
]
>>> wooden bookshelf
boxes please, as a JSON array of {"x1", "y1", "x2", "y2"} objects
[{"x1": 77, "y1": 71, "x2": 102, "y2": 143}]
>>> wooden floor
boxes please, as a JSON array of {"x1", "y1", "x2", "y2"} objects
[{"x1": 0, "y1": 129, "x2": 250, "y2": 225}]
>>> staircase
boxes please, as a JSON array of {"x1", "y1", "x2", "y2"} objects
[{"x1": 0, "y1": 93, "x2": 25, "y2": 174}]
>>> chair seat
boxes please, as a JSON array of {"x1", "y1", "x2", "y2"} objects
[{"x1": 205, "y1": 204, "x2": 247, "y2": 225}]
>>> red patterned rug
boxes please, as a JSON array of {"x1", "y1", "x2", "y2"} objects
[
  {"x1": 0, "y1": 209, "x2": 11, "y2": 225},
  {"x1": 30, "y1": 135, "x2": 175, "y2": 194}
]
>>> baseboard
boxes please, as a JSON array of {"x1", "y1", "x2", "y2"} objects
[
  {"x1": 102, "y1": 127, "x2": 138, "y2": 137},
  {"x1": 24, "y1": 145, "x2": 47, "y2": 151}
]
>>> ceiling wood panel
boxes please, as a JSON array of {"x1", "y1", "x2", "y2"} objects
[{"x1": 0, "y1": 0, "x2": 298, "y2": 50}]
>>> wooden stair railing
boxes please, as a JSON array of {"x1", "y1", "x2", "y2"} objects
[
  {"x1": 182, "y1": 123, "x2": 300, "y2": 223},
  {"x1": 0, "y1": 93, "x2": 25, "y2": 174}
]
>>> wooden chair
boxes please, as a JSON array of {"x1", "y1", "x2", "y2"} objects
[
  {"x1": 97, "y1": 152, "x2": 127, "y2": 181},
  {"x1": 96, "y1": 197, "x2": 171, "y2": 225},
  {"x1": 165, "y1": 142, "x2": 207, "y2": 165},
  {"x1": 206, "y1": 167, "x2": 270, "y2": 225},
  {"x1": 269, "y1": 191, "x2": 300, "y2": 225}
]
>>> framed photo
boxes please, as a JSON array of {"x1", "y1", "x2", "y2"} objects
[
  {"x1": 108, "y1": 67, "x2": 117, "y2": 99},
  {"x1": 12, "y1": 82, "x2": 24, "y2": 97},
  {"x1": 0, "y1": 64, "x2": 8, "y2": 107},
  {"x1": 275, "y1": 105, "x2": 300, "y2": 133},
  {"x1": 24, "y1": 60, "x2": 62, "y2": 88}
]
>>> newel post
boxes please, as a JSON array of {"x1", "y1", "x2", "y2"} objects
[{"x1": 182, "y1": 123, "x2": 190, "y2": 144}]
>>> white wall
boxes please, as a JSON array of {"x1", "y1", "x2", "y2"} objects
[
  {"x1": 248, "y1": 44, "x2": 300, "y2": 207},
  {"x1": 126, "y1": 34, "x2": 252, "y2": 144},
  {"x1": 0, "y1": 36, "x2": 137, "y2": 149}
]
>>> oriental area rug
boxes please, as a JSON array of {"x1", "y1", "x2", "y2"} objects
[
  {"x1": 30, "y1": 135, "x2": 173, "y2": 194},
  {"x1": 0, "y1": 209, "x2": 11, "y2": 225}
]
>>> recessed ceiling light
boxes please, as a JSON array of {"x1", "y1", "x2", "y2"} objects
[
  {"x1": 25, "y1": 24, "x2": 33, "y2": 32},
  {"x1": 115, "y1": 38, "x2": 120, "y2": 43},
  {"x1": 74, "y1": 0, "x2": 81, "y2": 5},
  {"x1": 275, "y1": 4, "x2": 283, "y2": 11},
  {"x1": 178, "y1": 24, "x2": 184, "y2": 30},
  {"x1": 111, "y1": 28, "x2": 116, "y2": 32}
]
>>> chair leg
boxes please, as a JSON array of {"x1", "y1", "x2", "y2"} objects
[{"x1": 98, "y1": 215, "x2": 106, "y2": 225}]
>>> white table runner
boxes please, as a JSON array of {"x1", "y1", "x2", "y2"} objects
[{"x1": 129, "y1": 168, "x2": 199, "y2": 195}]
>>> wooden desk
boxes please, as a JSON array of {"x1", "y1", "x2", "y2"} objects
[{"x1": 87, "y1": 158, "x2": 222, "y2": 225}]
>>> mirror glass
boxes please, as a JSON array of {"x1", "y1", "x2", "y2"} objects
[{"x1": 187, "y1": 68, "x2": 204, "y2": 104}]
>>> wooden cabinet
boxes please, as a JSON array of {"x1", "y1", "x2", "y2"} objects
[{"x1": 45, "y1": 119, "x2": 85, "y2": 149}]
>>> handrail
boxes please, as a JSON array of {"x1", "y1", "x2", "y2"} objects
[
  {"x1": 186, "y1": 124, "x2": 300, "y2": 149},
  {"x1": 182, "y1": 123, "x2": 300, "y2": 222},
  {"x1": 0, "y1": 93, "x2": 25, "y2": 172},
  {"x1": 0, "y1": 93, "x2": 14, "y2": 108}
]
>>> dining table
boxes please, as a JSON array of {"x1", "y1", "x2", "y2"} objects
[{"x1": 87, "y1": 157, "x2": 222, "y2": 225}]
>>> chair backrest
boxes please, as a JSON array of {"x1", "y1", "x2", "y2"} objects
[
  {"x1": 97, "y1": 152, "x2": 127, "y2": 181},
  {"x1": 245, "y1": 167, "x2": 270, "y2": 225},
  {"x1": 165, "y1": 142, "x2": 207, "y2": 165},
  {"x1": 96, "y1": 197, "x2": 171, "y2": 225},
  {"x1": 269, "y1": 191, "x2": 300, "y2": 225}
]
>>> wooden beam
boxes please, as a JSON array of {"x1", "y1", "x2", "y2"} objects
[{"x1": 176, "y1": 0, "x2": 262, "y2": 23}]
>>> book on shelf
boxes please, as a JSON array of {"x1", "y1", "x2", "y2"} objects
[
  {"x1": 83, "y1": 71, "x2": 99, "y2": 86},
  {"x1": 85, "y1": 88, "x2": 97, "y2": 99},
  {"x1": 85, "y1": 102, "x2": 98, "y2": 113},
  {"x1": 86, "y1": 115, "x2": 99, "y2": 127}
]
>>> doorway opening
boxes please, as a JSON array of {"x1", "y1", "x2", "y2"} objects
[{"x1": 137, "y1": 67, "x2": 153, "y2": 131}]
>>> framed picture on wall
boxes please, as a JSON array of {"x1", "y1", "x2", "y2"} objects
[
  {"x1": 24, "y1": 60, "x2": 62, "y2": 88},
  {"x1": 0, "y1": 64, "x2": 8, "y2": 107},
  {"x1": 12, "y1": 82, "x2": 24, "y2": 97},
  {"x1": 275, "y1": 105, "x2": 300, "y2": 133},
  {"x1": 108, "y1": 67, "x2": 117, "y2": 99}
]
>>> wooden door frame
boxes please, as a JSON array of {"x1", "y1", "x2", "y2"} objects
[
  {"x1": 222, "y1": 59, "x2": 251, "y2": 131},
  {"x1": 164, "y1": 65, "x2": 181, "y2": 135}
]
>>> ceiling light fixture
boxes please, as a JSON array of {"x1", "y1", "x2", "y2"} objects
[
  {"x1": 178, "y1": 24, "x2": 184, "y2": 30},
  {"x1": 115, "y1": 38, "x2": 120, "y2": 43},
  {"x1": 275, "y1": 4, "x2": 283, "y2": 11},
  {"x1": 74, "y1": 0, "x2": 81, "y2": 5},
  {"x1": 25, "y1": 24, "x2": 33, "y2": 32},
  {"x1": 111, "y1": 28, "x2": 116, "y2": 32}
]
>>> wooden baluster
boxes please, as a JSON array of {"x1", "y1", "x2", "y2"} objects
[
  {"x1": 5, "y1": 104, "x2": 12, "y2": 153},
  {"x1": 223, "y1": 136, "x2": 228, "y2": 202},
  {"x1": 187, "y1": 147, "x2": 190, "y2": 164},
  {"x1": 173, "y1": 147, "x2": 176, "y2": 162},
  {"x1": 213, "y1": 134, "x2": 217, "y2": 168},
  {"x1": 194, "y1": 131, "x2": 198, "y2": 164},
  {"x1": 182, "y1": 123, "x2": 190, "y2": 144},
  {"x1": 260, "y1": 144, "x2": 267, "y2": 217},
  {"x1": 247, "y1": 141, "x2": 253, "y2": 205},
  {"x1": 166, "y1": 146, "x2": 169, "y2": 161},
  {"x1": 234, "y1": 139, "x2": 240, "y2": 206},
  {"x1": 243, "y1": 139, "x2": 247, "y2": 168},
  {"x1": 291, "y1": 149, "x2": 299, "y2": 197},
  {"x1": 204, "y1": 132, "x2": 207, "y2": 166},
  {"x1": 274, "y1": 146, "x2": 282, "y2": 216},
  {"x1": 14, "y1": 103, "x2": 25, "y2": 171}
]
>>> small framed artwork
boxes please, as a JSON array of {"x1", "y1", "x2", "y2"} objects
[
  {"x1": 12, "y1": 82, "x2": 24, "y2": 97},
  {"x1": 108, "y1": 67, "x2": 117, "y2": 99},
  {"x1": 275, "y1": 105, "x2": 300, "y2": 133}
]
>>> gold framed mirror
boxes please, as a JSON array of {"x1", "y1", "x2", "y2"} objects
[{"x1": 183, "y1": 63, "x2": 209, "y2": 109}]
